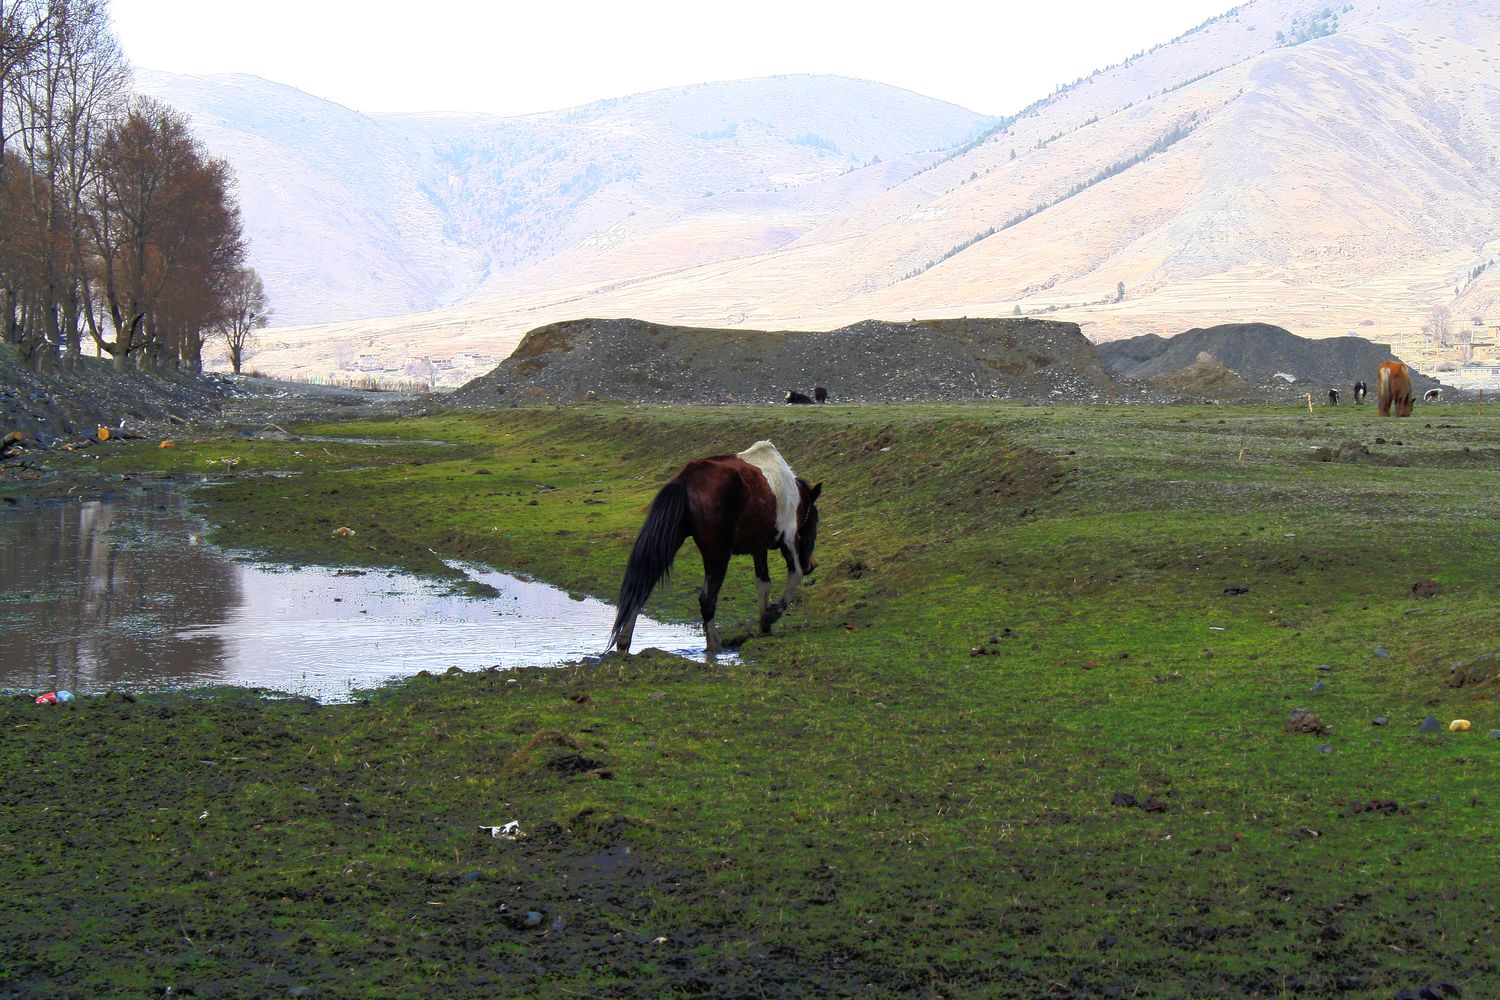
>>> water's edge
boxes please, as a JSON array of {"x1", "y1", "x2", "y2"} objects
[{"x1": 0, "y1": 483, "x2": 720, "y2": 703}]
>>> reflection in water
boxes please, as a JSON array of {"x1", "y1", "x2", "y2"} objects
[
  {"x1": 1, "y1": 494, "x2": 241, "y2": 693},
  {"x1": 0, "y1": 489, "x2": 714, "y2": 702}
]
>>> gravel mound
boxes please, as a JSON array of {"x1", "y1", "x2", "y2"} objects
[
  {"x1": 1099, "y1": 323, "x2": 1440, "y2": 392},
  {"x1": 451, "y1": 317, "x2": 1119, "y2": 405},
  {"x1": 1149, "y1": 352, "x2": 1262, "y2": 399}
]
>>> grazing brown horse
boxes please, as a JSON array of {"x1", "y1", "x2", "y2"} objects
[
  {"x1": 1377, "y1": 361, "x2": 1413, "y2": 417},
  {"x1": 609, "y1": 441, "x2": 822, "y2": 654}
]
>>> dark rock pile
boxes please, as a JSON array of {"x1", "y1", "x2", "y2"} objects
[
  {"x1": 1099, "y1": 322, "x2": 1442, "y2": 394},
  {"x1": 450, "y1": 317, "x2": 1121, "y2": 405}
]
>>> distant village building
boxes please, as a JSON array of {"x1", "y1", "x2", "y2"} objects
[
  {"x1": 357, "y1": 353, "x2": 382, "y2": 371},
  {"x1": 1448, "y1": 363, "x2": 1500, "y2": 391}
]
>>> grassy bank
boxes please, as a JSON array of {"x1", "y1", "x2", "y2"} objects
[{"x1": 4, "y1": 402, "x2": 1499, "y2": 997}]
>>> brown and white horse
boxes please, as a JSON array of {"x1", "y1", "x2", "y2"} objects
[
  {"x1": 608, "y1": 441, "x2": 821, "y2": 654},
  {"x1": 1377, "y1": 361, "x2": 1413, "y2": 417}
]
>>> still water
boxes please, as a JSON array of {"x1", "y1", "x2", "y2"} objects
[{"x1": 0, "y1": 488, "x2": 714, "y2": 702}]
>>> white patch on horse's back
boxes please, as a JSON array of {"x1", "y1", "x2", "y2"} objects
[{"x1": 737, "y1": 440, "x2": 799, "y2": 545}]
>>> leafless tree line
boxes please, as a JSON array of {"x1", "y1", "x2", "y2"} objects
[{"x1": 1, "y1": 0, "x2": 269, "y2": 376}]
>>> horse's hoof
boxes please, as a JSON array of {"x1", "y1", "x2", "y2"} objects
[{"x1": 760, "y1": 602, "x2": 787, "y2": 632}]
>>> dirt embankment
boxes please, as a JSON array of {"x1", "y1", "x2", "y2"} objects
[
  {"x1": 0, "y1": 344, "x2": 234, "y2": 451},
  {"x1": 1, "y1": 343, "x2": 420, "y2": 470},
  {"x1": 450, "y1": 317, "x2": 1120, "y2": 405}
]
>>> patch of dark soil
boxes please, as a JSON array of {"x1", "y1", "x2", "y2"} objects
[
  {"x1": 1342, "y1": 799, "x2": 1405, "y2": 817},
  {"x1": 1425, "y1": 446, "x2": 1500, "y2": 466},
  {"x1": 1449, "y1": 653, "x2": 1499, "y2": 689},
  {"x1": 503, "y1": 731, "x2": 607, "y2": 780},
  {"x1": 1285, "y1": 709, "x2": 1332, "y2": 735},
  {"x1": 1394, "y1": 980, "x2": 1462, "y2": 1000},
  {"x1": 1308, "y1": 440, "x2": 1409, "y2": 466},
  {"x1": 451, "y1": 316, "x2": 1119, "y2": 405},
  {"x1": 1411, "y1": 580, "x2": 1441, "y2": 599}
]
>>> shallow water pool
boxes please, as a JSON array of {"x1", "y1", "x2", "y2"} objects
[{"x1": 0, "y1": 488, "x2": 716, "y2": 702}]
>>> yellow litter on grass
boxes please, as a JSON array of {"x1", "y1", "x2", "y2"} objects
[
  {"x1": 96, "y1": 426, "x2": 110, "y2": 441},
  {"x1": 159, "y1": 440, "x2": 175, "y2": 449},
  {"x1": 1449, "y1": 719, "x2": 1471, "y2": 732}
]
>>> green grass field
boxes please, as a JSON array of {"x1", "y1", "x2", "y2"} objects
[{"x1": 3, "y1": 402, "x2": 1498, "y2": 997}]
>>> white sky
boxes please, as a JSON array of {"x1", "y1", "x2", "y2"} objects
[{"x1": 110, "y1": 0, "x2": 1235, "y2": 118}]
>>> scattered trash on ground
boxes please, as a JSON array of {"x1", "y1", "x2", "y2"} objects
[
  {"x1": 479, "y1": 820, "x2": 522, "y2": 840},
  {"x1": 1448, "y1": 719, "x2": 1471, "y2": 732}
]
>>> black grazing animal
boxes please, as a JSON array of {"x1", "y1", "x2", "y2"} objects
[
  {"x1": 1353, "y1": 381, "x2": 1367, "y2": 404},
  {"x1": 813, "y1": 385, "x2": 828, "y2": 404},
  {"x1": 1327, "y1": 388, "x2": 1340, "y2": 405},
  {"x1": 785, "y1": 389, "x2": 814, "y2": 405}
]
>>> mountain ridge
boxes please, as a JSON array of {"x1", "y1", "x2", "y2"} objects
[{"x1": 138, "y1": 0, "x2": 1500, "y2": 386}]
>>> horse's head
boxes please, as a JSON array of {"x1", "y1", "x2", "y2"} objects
[{"x1": 795, "y1": 479, "x2": 822, "y2": 575}]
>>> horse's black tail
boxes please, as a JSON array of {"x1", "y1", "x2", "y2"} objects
[{"x1": 609, "y1": 480, "x2": 690, "y2": 650}]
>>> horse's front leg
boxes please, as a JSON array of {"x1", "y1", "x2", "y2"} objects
[
  {"x1": 753, "y1": 548, "x2": 775, "y2": 633},
  {"x1": 761, "y1": 542, "x2": 804, "y2": 632},
  {"x1": 698, "y1": 544, "x2": 731, "y2": 655}
]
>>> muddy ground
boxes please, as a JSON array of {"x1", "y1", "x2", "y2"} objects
[{"x1": 3, "y1": 403, "x2": 1497, "y2": 997}]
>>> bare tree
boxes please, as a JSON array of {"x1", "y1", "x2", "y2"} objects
[
  {"x1": 1423, "y1": 304, "x2": 1453, "y2": 347},
  {"x1": 9, "y1": 0, "x2": 126, "y2": 370},
  {"x1": 88, "y1": 97, "x2": 246, "y2": 370},
  {"x1": 218, "y1": 265, "x2": 269, "y2": 374},
  {"x1": 0, "y1": 0, "x2": 52, "y2": 163}
]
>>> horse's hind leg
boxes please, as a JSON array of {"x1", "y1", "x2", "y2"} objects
[
  {"x1": 698, "y1": 544, "x2": 731, "y2": 654},
  {"x1": 753, "y1": 549, "x2": 775, "y2": 633}
]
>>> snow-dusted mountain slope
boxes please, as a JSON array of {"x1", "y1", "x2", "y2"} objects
[{"x1": 136, "y1": 70, "x2": 993, "y2": 326}]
